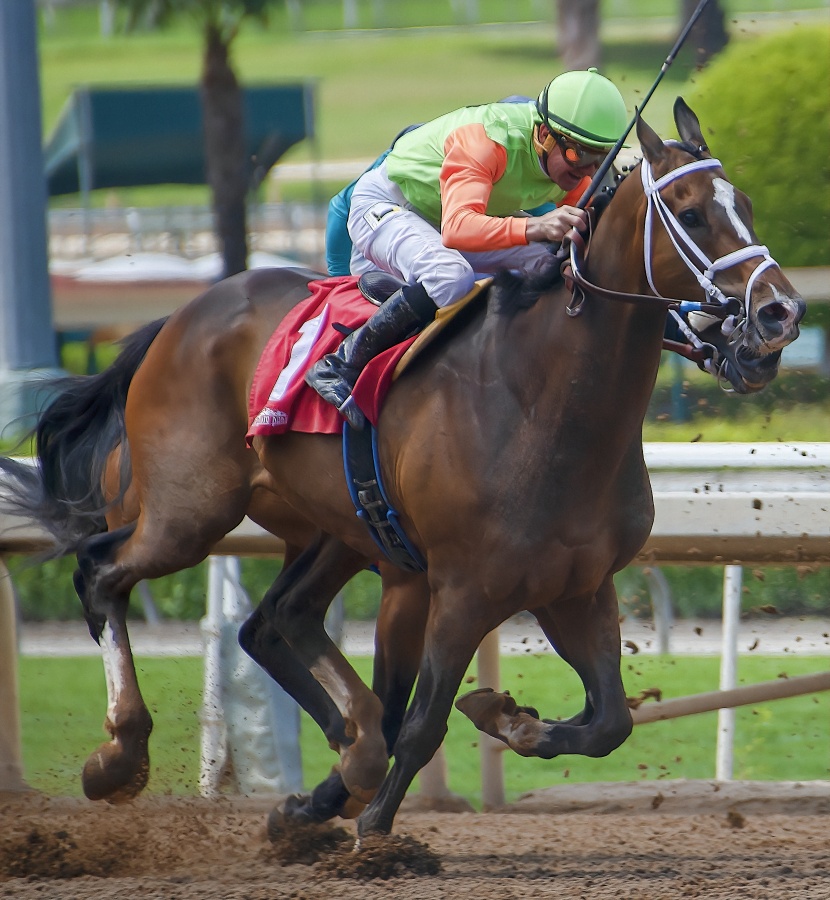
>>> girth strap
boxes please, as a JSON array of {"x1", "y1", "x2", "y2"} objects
[{"x1": 342, "y1": 423, "x2": 426, "y2": 572}]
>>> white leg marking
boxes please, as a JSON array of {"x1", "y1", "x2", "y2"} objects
[
  {"x1": 100, "y1": 623, "x2": 124, "y2": 727},
  {"x1": 713, "y1": 178, "x2": 752, "y2": 243},
  {"x1": 312, "y1": 664, "x2": 352, "y2": 713}
]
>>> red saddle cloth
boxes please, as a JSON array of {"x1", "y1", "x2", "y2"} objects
[{"x1": 246, "y1": 276, "x2": 416, "y2": 443}]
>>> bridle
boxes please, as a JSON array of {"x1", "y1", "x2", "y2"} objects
[{"x1": 563, "y1": 148, "x2": 782, "y2": 374}]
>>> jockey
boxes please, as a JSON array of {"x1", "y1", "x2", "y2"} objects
[{"x1": 307, "y1": 68, "x2": 628, "y2": 429}]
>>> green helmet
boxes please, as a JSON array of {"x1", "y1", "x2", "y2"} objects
[{"x1": 536, "y1": 68, "x2": 628, "y2": 149}]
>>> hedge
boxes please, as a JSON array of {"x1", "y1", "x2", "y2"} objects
[{"x1": 684, "y1": 25, "x2": 830, "y2": 266}]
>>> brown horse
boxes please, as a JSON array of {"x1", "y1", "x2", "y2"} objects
[{"x1": 0, "y1": 101, "x2": 804, "y2": 838}]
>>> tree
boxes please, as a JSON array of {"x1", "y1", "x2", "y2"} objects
[
  {"x1": 118, "y1": 1, "x2": 276, "y2": 278},
  {"x1": 556, "y1": 0, "x2": 600, "y2": 71},
  {"x1": 680, "y1": 0, "x2": 728, "y2": 68}
]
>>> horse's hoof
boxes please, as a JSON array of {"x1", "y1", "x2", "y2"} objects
[
  {"x1": 339, "y1": 734, "x2": 388, "y2": 805},
  {"x1": 455, "y1": 687, "x2": 517, "y2": 726},
  {"x1": 339, "y1": 795, "x2": 367, "y2": 820},
  {"x1": 267, "y1": 803, "x2": 290, "y2": 839},
  {"x1": 81, "y1": 739, "x2": 149, "y2": 803},
  {"x1": 279, "y1": 793, "x2": 319, "y2": 826}
]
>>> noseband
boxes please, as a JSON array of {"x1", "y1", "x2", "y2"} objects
[{"x1": 564, "y1": 149, "x2": 784, "y2": 373}]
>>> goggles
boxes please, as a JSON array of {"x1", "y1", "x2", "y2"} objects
[{"x1": 553, "y1": 132, "x2": 608, "y2": 169}]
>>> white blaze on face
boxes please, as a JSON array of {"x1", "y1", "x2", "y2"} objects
[{"x1": 713, "y1": 177, "x2": 752, "y2": 243}]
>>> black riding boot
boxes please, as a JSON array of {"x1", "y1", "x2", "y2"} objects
[{"x1": 305, "y1": 281, "x2": 438, "y2": 429}]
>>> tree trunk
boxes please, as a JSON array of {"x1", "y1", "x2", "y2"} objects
[
  {"x1": 201, "y1": 25, "x2": 248, "y2": 279},
  {"x1": 681, "y1": 0, "x2": 728, "y2": 68},
  {"x1": 556, "y1": 0, "x2": 601, "y2": 71}
]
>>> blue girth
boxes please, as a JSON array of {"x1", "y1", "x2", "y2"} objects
[{"x1": 342, "y1": 422, "x2": 426, "y2": 573}]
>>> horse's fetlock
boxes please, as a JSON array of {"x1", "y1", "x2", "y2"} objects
[
  {"x1": 112, "y1": 706, "x2": 154, "y2": 743},
  {"x1": 587, "y1": 714, "x2": 633, "y2": 758}
]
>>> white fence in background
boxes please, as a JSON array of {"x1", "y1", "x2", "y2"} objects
[{"x1": 2, "y1": 443, "x2": 830, "y2": 801}]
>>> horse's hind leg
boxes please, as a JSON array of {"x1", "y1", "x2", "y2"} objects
[
  {"x1": 456, "y1": 577, "x2": 633, "y2": 759},
  {"x1": 74, "y1": 525, "x2": 153, "y2": 801},
  {"x1": 258, "y1": 533, "x2": 389, "y2": 805},
  {"x1": 239, "y1": 541, "x2": 357, "y2": 821},
  {"x1": 76, "y1": 476, "x2": 254, "y2": 801},
  {"x1": 266, "y1": 564, "x2": 430, "y2": 825}
]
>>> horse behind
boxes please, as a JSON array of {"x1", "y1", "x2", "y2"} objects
[{"x1": 0, "y1": 100, "x2": 803, "y2": 841}]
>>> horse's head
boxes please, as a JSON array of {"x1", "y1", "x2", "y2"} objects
[{"x1": 635, "y1": 98, "x2": 806, "y2": 393}]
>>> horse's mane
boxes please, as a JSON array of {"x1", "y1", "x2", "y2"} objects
[
  {"x1": 493, "y1": 184, "x2": 619, "y2": 315},
  {"x1": 491, "y1": 259, "x2": 562, "y2": 314}
]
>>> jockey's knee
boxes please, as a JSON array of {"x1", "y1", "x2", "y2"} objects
[{"x1": 421, "y1": 260, "x2": 476, "y2": 308}]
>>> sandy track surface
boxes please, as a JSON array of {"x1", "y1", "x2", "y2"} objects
[{"x1": 1, "y1": 781, "x2": 828, "y2": 899}]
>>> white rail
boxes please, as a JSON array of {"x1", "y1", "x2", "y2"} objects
[{"x1": 2, "y1": 443, "x2": 829, "y2": 798}]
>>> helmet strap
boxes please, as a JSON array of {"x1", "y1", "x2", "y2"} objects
[{"x1": 533, "y1": 124, "x2": 556, "y2": 158}]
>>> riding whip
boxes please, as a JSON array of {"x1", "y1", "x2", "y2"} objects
[{"x1": 574, "y1": 0, "x2": 714, "y2": 212}]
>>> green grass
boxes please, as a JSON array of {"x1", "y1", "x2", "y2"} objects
[
  {"x1": 37, "y1": 2, "x2": 829, "y2": 207},
  {"x1": 18, "y1": 654, "x2": 829, "y2": 806}
]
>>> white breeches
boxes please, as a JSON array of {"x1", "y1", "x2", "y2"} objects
[{"x1": 347, "y1": 162, "x2": 555, "y2": 308}]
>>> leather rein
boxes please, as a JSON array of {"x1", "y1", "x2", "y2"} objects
[{"x1": 561, "y1": 154, "x2": 781, "y2": 368}]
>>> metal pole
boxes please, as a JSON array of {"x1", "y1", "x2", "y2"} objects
[
  {"x1": 0, "y1": 0, "x2": 60, "y2": 431},
  {"x1": 477, "y1": 628, "x2": 505, "y2": 810},
  {"x1": 716, "y1": 565, "x2": 742, "y2": 780},
  {"x1": 0, "y1": 559, "x2": 27, "y2": 791},
  {"x1": 199, "y1": 557, "x2": 229, "y2": 797}
]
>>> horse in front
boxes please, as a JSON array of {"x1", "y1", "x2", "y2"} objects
[{"x1": 0, "y1": 100, "x2": 804, "y2": 841}]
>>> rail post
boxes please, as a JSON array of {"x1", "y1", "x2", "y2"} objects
[
  {"x1": 0, "y1": 559, "x2": 26, "y2": 791},
  {"x1": 477, "y1": 628, "x2": 505, "y2": 810},
  {"x1": 716, "y1": 565, "x2": 742, "y2": 780}
]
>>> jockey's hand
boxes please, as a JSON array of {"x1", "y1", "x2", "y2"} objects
[{"x1": 525, "y1": 205, "x2": 589, "y2": 245}]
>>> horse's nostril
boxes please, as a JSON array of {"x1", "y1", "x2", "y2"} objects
[{"x1": 759, "y1": 302, "x2": 790, "y2": 324}]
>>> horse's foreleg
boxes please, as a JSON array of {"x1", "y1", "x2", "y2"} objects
[
  {"x1": 456, "y1": 578, "x2": 632, "y2": 759},
  {"x1": 74, "y1": 528, "x2": 153, "y2": 802},
  {"x1": 372, "y1": 564, "x2": 429, "y2": 754},
  {"x1": 357, "y1": 598, "x2": 483, "y2": 836},
  {"x1": 528, "y1": 612, "x2": 594, "y2": 727}
]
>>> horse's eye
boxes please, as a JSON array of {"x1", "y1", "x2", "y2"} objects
[{"x1": 679, "y1": 209, "x2": 702, "y2": 228}]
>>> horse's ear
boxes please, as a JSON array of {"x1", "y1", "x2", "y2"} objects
[
  {"x1": 636, "y1": 111, "x2": 666, "y2": 165},
  {"x1": 674, "y1": 97, "x2": 708, "y2": 152}
]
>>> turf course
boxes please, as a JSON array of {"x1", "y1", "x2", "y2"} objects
[{"x1": 18, "y1": 653, "x2": 829, "y2": 806}]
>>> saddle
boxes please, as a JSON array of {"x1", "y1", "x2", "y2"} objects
[{"x1": 344, "y1": 274, "x2": 490, "y2": 572}]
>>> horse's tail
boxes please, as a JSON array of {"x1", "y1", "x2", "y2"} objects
[{"x1": 0, "y1": 318, "x2": 168, "y2": 557}]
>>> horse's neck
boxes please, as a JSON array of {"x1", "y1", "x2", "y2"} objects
[{"x1": 488, "y1": 199, "x2": 665, "y2": 450}]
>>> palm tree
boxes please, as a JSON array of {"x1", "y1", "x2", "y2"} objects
[{"x1": 118, "y1": 1, "x2": 277, "y2": 278}]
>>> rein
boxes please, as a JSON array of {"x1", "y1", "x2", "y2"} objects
[
  {"x1": 563, "y1": 152, "x2": 782, "y2": 369},
  {"x1": 563, "y1": 150, "x2": 778, "y2": 375}
]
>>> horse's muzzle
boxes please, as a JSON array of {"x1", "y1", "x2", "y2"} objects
[
  {"x1": 724, "y1": 345, "x2": 782, "y2": 394},
  {"x1": 752, "y1": 293, "x2": 807, "y2": 354}
]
